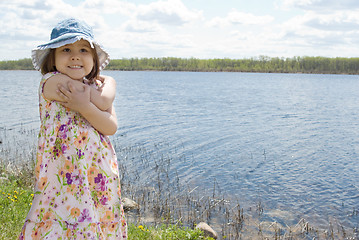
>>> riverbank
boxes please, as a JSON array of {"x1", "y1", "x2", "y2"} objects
[
  {"x1": 0, "y1": 165, "x2": 215, "y2": 240},
  {"x1": 1, "y1": 118, "x2": 358, "y2": 239},
  {"x1": 1, "y1": 152, "x2": 357, "y2": 240}
]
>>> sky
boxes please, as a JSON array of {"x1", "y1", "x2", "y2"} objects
[{"x1": 1, "y1": 0, "x2": 359, "y2": 60}]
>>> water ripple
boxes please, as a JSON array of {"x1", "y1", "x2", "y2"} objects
[{"x1": 1, "y1": 71, "x2": 358, "y2": 232}]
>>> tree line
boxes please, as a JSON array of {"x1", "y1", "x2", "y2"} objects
[{"x1": 2, "y1": 56, "x2": 359, "y2": 74}]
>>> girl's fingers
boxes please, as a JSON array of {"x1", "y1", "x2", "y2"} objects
[
  {"x1": 56, "y1": 90, "x2": 68, "y2": 102},
  {"x1": 58, "y1": 84, "x2": 67, "y2": 93},
  {"x1": 56, "y1": 84, "x2": 70, "y2": 101},
  {"x1": 66, "y1": 82, "x2": 75, "y2": 92},
  {"x1": 98, "y1": 76, "x2": 105, "y2": 82},
  {"x1": 83, "y1": 84, "x2": 90, "y2": 93}
]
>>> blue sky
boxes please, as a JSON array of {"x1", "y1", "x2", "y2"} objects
[{"x1": 1, "y1": 0, "x2": 359, "y2": 60}]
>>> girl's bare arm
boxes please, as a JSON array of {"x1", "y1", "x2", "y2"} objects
[
  {"x1": 57, "y1": 82, "x2": 118, "y2": 135},
  {"x1": 43, "y1": 73, "x2": 115, "y2": 111},
  {"x1": 43, "y1": 74, "x2": 118, "y2": 135},
  {"x1": 94, "y1": 75, "x2": 116, "y2": 110}
]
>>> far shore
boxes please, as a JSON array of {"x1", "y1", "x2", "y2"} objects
[{"x1": 2, "y1": 56, "x2": 359, "y2": 75}]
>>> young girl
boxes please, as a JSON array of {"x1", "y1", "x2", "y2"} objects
[{"x1": 19, "y1": 18, "x2": 127, "y2": 239}]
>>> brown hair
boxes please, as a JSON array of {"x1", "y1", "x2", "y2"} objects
[{"x1": 40, "y1": 45, "x2": 100, "y2": 84}]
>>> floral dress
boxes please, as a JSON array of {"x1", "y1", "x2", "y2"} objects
[{"x1": 19, "y1": 72, "x2": 127, "y2": 239}]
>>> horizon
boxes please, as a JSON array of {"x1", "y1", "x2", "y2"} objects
[
  {"x1": 3, "y1": 55, "x2": 359, "y2": 63},
  {"x1": 1, "y1": 0, "x2": 359, "y2": 61}
]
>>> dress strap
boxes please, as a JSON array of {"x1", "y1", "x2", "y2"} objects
[{"x1": 39, "y1": 71, "x2": 61, "y2": 101}]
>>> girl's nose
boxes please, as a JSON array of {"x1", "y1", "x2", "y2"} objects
[{"x1": 71, "y1": 55, "x2": 80, "y2": 61}]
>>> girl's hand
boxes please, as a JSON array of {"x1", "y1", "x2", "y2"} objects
[
  {"x1": 44, "y1": 73, "x2": 115, "y2": 111},
  {"x1": 95, "y1": 76, "x2": 105, "y2": 91},
  {"x1": 57, "y1": 82, "x2": 91, "y2": 113},
  {"x1": 97, "y1": 76, "x2": 105, "y2": 83},
  {"x1": 56, "y1": 80, "x2": 118, "y2": 135},
  {"x1": 94, "y1": 75, "x2": 116, "y2": 110}
]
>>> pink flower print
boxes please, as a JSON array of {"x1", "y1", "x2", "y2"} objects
[
  {"x1": 58, "y1": 124, "x2": 68, "y2": 139},
  {"x1": 67, "y1": 117, "x2": 73, "y2": 125},
  {"x1": 65, "y1": 221, "x2": 79, "y2": 230},
  {"x1": 99, "y1": 195, "x2": 108, "y2": 205},
  {"x1": 77, "y1": 149, "x2": 84, "y2": 159},
  {"x1": 78, "y1": 208, "x2": 92, "y2": 222},
  {"x1": 56, "y1": 112, "x2": 61, "y2": 121},
  {"x1": 95, "y1": 174, "x2": 108, "y2": 191},
  {"x1": 72, "y1": 172, "x2": 83, "y2": 186},
  {"x1": 61, "y1": 144, "x2": 67, "y2": 154},
  {"x1": 66, "y1": 173, "x2": 73, "y2": 185},
  {"x1": 49, "y1": 136, "x2": 55, "y2": 144},
  {"x1": 66, "y1": 171, "x2": 84, "y2": 186},
  {"x1": 94, "y1": 173, "x2": 103, "y2": 184}
]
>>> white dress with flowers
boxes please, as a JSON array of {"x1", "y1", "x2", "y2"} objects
[{"x1": 19, "y1": 72, "x2": 127, "y2": 239}]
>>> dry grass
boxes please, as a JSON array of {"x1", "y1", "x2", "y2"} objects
[{"x1": 1, "y1": 126, "x2": 358, "y2": 239}]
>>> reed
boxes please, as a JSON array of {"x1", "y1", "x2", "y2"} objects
[{"x1": 1, "y1": 126, "x2": 358, "y2": 239}]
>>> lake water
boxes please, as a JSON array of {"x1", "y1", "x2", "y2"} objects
[{"x1": 1, "y1": 70, "x2": 358, "y2": 232}]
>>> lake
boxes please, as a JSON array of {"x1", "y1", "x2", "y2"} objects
[{"x1": 1, "y1": 70, "x2": 358, "y2": 233}]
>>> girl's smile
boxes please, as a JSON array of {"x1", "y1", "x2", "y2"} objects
[{"x1": 55, "y1": 39, "x2": 94, "y2": 80}]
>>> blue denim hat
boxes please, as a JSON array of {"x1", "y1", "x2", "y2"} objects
[{"x1": 32, "y1": 18, "x2": 110, "y2": 71}]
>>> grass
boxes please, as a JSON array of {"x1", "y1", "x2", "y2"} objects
[
  {"x1": 0, "y1": 178, "x2": 215, "y2": 240},
  {"x1": 128, "y1": 224, "x2": 214, "y2": 240},
  {"x1": 0, "y1": 163, "x2": 214, "y2": 240},
  {"x1": 2, "y1": 161, "x2": 358, "y2": 240},
  {"x1": 1, "y1": 126, "x2": 358, "y2": 239},
  {"x1": 0, "y1": 178, "x2": 33, "y2": 240}
]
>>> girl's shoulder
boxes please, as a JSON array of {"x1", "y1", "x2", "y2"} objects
[
  {"x1": 40, "y1": 72, "x2": 72, "y2": 102},
  {"x1": 40, "y1": 71, "x2": 60, "y2": 93},
  {"x1": 40, "y1": 72, "x2": 64, "y2": 94},
  {"x1": 42, "y1": 71, "x2": 61, "y2": 81}
]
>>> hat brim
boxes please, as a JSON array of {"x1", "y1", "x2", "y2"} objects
[{"x1": 32, "y1": 34, "x2": 110, "y2": 71}]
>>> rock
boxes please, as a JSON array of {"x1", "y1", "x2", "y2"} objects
[
  {"x1": 196, "y1": 222, "x2": 218, "y2": 239},
  {"x1": 122, "y1": 197, "x2": 139, "y2": 211}
]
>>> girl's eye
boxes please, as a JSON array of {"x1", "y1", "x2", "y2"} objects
[
  {"x1": 80, "y1": 48, "x2": 89, "y2": 53},
  {"x1": 63, "y1": 48, "x2": 71, "y2": 52}
]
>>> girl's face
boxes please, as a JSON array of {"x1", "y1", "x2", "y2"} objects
[{"x1": 55, "y1": 40, "x2": 94, "y2": 80}]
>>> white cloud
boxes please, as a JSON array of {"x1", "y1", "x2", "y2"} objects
[
  {"x1": 207, "y1": 9, "x2": 274, "y2": 27},
  {"x1": 136, "y1": 0, "x2": 203, "y2": 26},
  {"x1": 274, "y1": 0, "x2": 359, "y2": 56},
  {"x1": 274, "y1": 11, "x2": 359, "y2": 57},
  {"x1": 304, "y1": 11, "x2": 359, "y2": 31},
  {"x1": 279, "y1": 10, "x2": 359, "y2": 39},
  {"x1": 123, "y1": 20, "x2": 162, "y2": 33},
  {"x1": 281, "y1": 0, "x2": 359, "y2": 11},
  {"x1": 2, "y1": 0, "x2": 359, "y2": 60},
  {"x1": 80, "y1": 0, "x2": 136, "y2": 16}
]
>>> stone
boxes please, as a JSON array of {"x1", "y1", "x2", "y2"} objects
[
  {"x1": 196, "y1": 222, "x2": 218, "y2": 239},
  {"x1": 122, "y1": 197, "x2": 139, "y2": 211}
]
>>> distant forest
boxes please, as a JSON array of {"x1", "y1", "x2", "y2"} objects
[{"x1": 2, "y1": 56, "x2": 359, "y2": 74}]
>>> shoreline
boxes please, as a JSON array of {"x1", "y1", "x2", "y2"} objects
[
  {"x1": 1, "y1": 120, "x2": 358, "y2": 239},
  {"x1": 0, "y1": 68, "x2": 358, "y2": 76},
  {"x1": 1, "y1": 148, "x2": 358, "y2": 239}
]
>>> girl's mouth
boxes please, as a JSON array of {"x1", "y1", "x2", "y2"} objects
[{"x1": 69, "y1": 65, "x2": 82, "y2": 69}]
